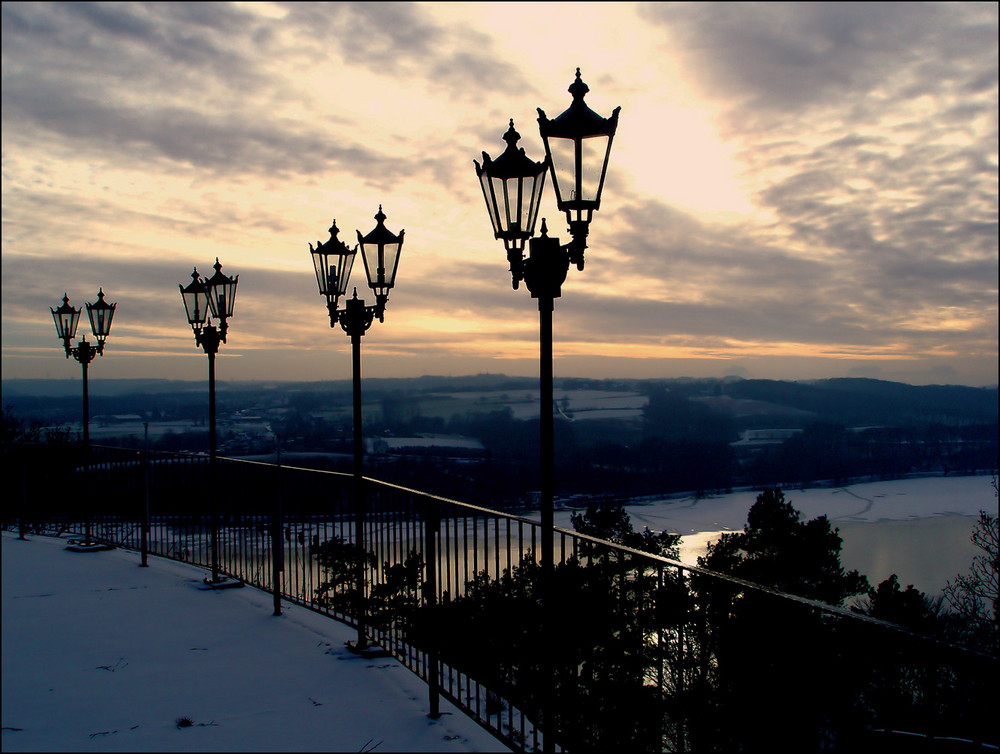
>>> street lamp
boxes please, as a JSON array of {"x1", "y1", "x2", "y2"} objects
[
  {"x1": 475, "y1": 68, "x2": 619, "y2": 580},
  {"x1": 309, "y1": 206, "x2": 405, "y2": 652},
  {"x1": 179, "y1": 258, "x2": 240, "y2": 587},
  {"x1": 475, "y1": 74, "x2": 619, "y2": 736},
  {"x1": 536, "y1": 68, "x2": 620, "y2": 269},
  {"x1": 51, "y1": 289, "x2": 117, "y2": 548}
]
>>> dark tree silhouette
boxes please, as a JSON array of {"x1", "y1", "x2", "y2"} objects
[
  {"x1": 314, "y1": 536, "x2": 374, "y2": 616},
  {"x1": 2, "y1": 405, "x2": 41, "y2": 444},
  {"x1": 700, "y1": 487, "x2": 869, "y2": 605},
  {"x1": 860, "y1": 574, "x2": 944, "y2": 634},
  {"x1": 570, "y1": 500, "x2": 680, "y2": 559}
]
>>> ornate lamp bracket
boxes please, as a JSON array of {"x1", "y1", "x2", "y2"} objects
[{"x1": 337, "y1": 289, "x2": 377, "y2": 339}]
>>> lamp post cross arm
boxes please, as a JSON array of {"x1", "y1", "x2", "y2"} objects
[
  {"x1": 70, "y1": 339, "x2": 101, "y2": 367},
  {"x1": 336, "y1": 289, "x2": 378, "y2": 339},
  {"x1": 522, "y1": 219, "x2": 570, "y2": 302},
  {"x1": 194, "y1": 323, "x2": 224, "y2": 355}
]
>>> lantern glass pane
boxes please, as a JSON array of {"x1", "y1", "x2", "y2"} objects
[
  {"x1": 547, "y1": 137, "x2": 577, "y2": 205},
  {"x1": 335, "y1": 251, "x2": 355, "y2": 297},
  {"x1": 224, "y1": 282, "x2": 237, "y2": 317},
  {"x1": 491, "y1": 176, "x2": 511, "y2": 232},
  {"x1": 312, "y1": 248, "x2": 330, "y2": 295},
  {"x1": 580, "y1": 134, "x2": 609, "y2": 204},
  {"x1": 510, "y1": 175, "x2": 524, "y2": 231},
  {"x1": 88, "y1": 304, "x2": 114, "y2": 338},
  {"x1": 53, "y1": 307, "x2": 81, "y2": 341},
  {"x1": 380, "y1": 242, "x2": 401, "y2": 288},
  {"x1": 208, "y1": 277, "x2": 237, "y2": 319},
  {"x1": 181, "y1": 284, "x2": 208, "y2": 326},
  {"x1": 521, "y1": 171, "x2": 544, "y2": 235},
  {"x1": 207, "y1": 288, "x2": 223, "y2": 319},
  {"x1": 480, "y1": 168, "x2": 501, "y2": 236}
]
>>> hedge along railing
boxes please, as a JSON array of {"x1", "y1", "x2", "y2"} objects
[{"x1": 6, "y1": 441, "x2": 999, "y2": 753}]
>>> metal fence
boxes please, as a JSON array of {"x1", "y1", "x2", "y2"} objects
[{"x1": 6, "y1": 441, "x2": 998, "y2": 753}]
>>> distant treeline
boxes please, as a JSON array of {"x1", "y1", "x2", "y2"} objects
[{"x1": 4, "y1": 375, "x2": 996, "y2": 507}]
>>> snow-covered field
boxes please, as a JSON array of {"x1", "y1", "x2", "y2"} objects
[
  {"x1": 1, "y1": 533, "x2": 509, "y2": 753},
  {"x1": 544, "y1": 475, "x2": 997, "y2": 595}
]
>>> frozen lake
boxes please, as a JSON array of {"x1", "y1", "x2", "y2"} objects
[{"x1": 535, "y1": 475, "x2": 996, "y2": 596}]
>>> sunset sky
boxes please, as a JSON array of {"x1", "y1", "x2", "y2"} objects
[{"x1": 2, "y1": 2, "x2": 997, "y2": 386}]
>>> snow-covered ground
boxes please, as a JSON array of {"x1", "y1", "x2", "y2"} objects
[
  {"x1": 544, "y1": 475, "x2": 997, "y2": 595},
  {"x1": 3, "y1": 476, "x2": 993, "y2": 752},
  {"x1": 1, "y1": 533, "x2": 510, "y2": 753}
]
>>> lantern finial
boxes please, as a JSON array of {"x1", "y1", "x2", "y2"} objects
[
  {"x1": 503, "y1": 119, "x2": 521, "y2": 149},
  {"x1": 568, "y1": 68, "x2": 589, "y2": 100}
]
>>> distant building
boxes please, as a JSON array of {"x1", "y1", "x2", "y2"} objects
[
  {"x1": 93, "y1": 414, "x2": 145, "y2": 426},
  {"x1": 731, "y1": 428, "x2": 804, "y2": 447},
  {"x1": 368, "y1": 434, "x2": 487, "y2": 459}
]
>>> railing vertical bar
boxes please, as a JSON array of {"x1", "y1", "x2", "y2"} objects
[
  {"x1": 446, "y1": 509, "x2": 454, "y2": 600},
  {"x1": 494, "y1": 516, "x2": 501, "y2": 582},
  {"x1": 452, "y1": 513, "x2": 460, "y2": 600},
  {"x1": 272, "y1": 462, "x2": 283, "y2": 616},
  {"x1": 471, "y1": 509, "x2": 479, "y2": 585},
  {"x1": 17, "y1": 447, "x2": 999, "y2": 754},
  {"x1": 462, "y1": 513, "x2": 469, "y2": 599},
  {"x1": 424, "y1": 499, "x2": 440, "y2": 719}
]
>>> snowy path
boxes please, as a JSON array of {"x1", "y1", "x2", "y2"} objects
[{"x1": 1, "y1": 532, "x2": 509, "y2": 753}]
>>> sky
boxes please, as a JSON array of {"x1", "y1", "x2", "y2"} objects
[{"x1": 2, "y1": 2, "x2": 997, "y2": 387}]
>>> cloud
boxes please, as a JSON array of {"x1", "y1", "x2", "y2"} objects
[
  {"x1": 622, "y1": 3, "x2": 997, "y2": 373},
  {"x1": 1, "y1": 2, "x2": 526, "y2": 189},
  {"x1": 1, "y1": 83, "x2": 401, "y2": 184},
  {"x1": 278, "y1": 3, "x2": 533, "y2": 100},
  {"x1": 2, "y1": 2, "x2": 996, "y2": 386},
  {"x1": 640, "y1": 3, "x2": 997, "y2": 119}
]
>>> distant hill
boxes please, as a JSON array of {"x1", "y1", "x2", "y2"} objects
[
  {"x1": 721, "y1": 377, "x2": 997, "y2": 427},
  {"x1": 2, "y1": 375, "x2": 996, "y2": 430},
  {"x1": 0, "y1": 374, "x2": 536, "y2": 398},
  {"x1": 5, "y1": 374, "x2": 994, "y2": 500}
]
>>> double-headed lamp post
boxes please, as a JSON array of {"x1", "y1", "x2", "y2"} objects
[
  {"x1": 476, "y1": 64, "x2": 618, "y2": 754},
  {"x1": 51, "y1": 289, "x2": 116, "y2": 546},
  {"x1": 179, "y1": 258, "x2": 239, "y2": 585},
  {"x1": 51, "y1": 289, "x2": 117, "y2": 448},
  {"x1": 475, "y1": 68, "x2": 620, "y2": 583},
  {"x1": 310, "y1": 206, "x2": 404, "y2": 651}
]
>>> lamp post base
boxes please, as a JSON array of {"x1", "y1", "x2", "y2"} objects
[
  {"x1": 65, "y1": 541, "x2": 114, "y2": 553},
  {"x1": 346, "y1": 640, "x2": 390, "y2": 659},
  {"x1": 198, "y1": 576, "x2": 244, "y2": 590}
]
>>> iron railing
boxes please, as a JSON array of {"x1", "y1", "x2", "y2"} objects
[{"x1": 6, "y1": 441, "x2": 998, "y2": 753}]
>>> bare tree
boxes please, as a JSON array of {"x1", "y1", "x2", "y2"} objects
[{"x1": 943, "y1": 478, "x2": 999, "y2": 648}]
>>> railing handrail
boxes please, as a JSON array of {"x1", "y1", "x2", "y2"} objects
[
  {"x1": 9, "y1": 440, "x2": 998, "y2": 752},
  {"x1": 33, "y1": 443, "x2": 999, "y2": 662}
]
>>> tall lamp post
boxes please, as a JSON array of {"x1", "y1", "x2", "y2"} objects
[
  {"x1": 475, "y1": 71, "x2": 618, "y2": 750},
  {"x1": 179, "y1": 258, "x2": 240, "y2": 587},
  {"x1": 475, "y1": 67, "x2": 619, "y2": 584},
  {"x1": 309, "y1": 206, "x2": 404, "y2": 652},
  {"x1": 51, "y1": 289, "x2": 116, "y2": 547}
]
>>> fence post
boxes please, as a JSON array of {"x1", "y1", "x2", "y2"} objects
[
  {"x1": 272, "y1": 438, "x2": 284, "y2": 617},
  {"x1": 424, "y1": 499, "x2": 441, "y2": 719},
  {"x1": 141, "y1": 424, "x2": 149, "y2": 566},
  {"x1": 19, "y1": 454, "x2": 28, "y2": 540}
]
